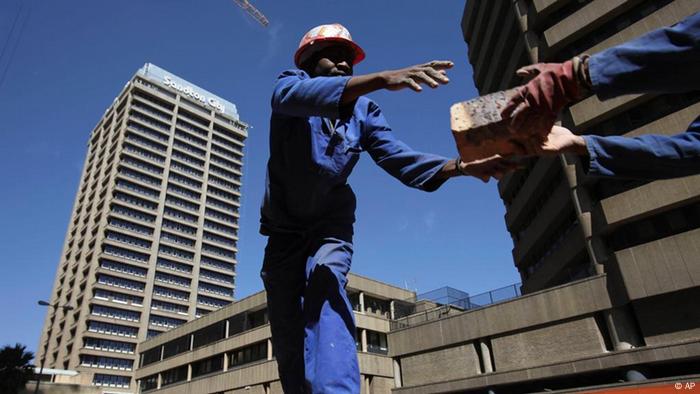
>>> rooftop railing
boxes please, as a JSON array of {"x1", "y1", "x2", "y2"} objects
[{"x1": 390, "y1": 282, "x2": 522, "y2": 330}]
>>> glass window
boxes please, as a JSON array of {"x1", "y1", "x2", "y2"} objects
[
  {"x1": 193, "y1": 321, "x2": 226, "y2": 349},
  {"x1": 191, "y1": 354, "x2": 224, "y2": 378}
]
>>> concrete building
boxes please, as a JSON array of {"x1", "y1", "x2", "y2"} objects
[
  {"x1": 36, "y1": 63, "x2": 248, "y2": 390},
  {"x1": 133, "y1": 273, "x2": 415, "y2": 393},
  {"x1": 372, "y1": 1, "x2": 700, "y2": 393}
]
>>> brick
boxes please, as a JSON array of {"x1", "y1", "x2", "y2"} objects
[{"x1": 450, "y1": 88, "x2": 522, "y2": 162}]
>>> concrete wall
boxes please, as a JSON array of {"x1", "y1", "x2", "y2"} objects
[{"x1": 400, "y1": 343, "x2": 480, "y2": 387}]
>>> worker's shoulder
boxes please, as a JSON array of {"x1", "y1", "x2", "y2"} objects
[{"x1": 276, "y1": 69, "x2": 309, "y2": 81}]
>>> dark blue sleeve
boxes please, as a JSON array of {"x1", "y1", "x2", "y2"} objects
[
  {"x1": 270, "y1": 69, "x2": 351, "y2": 118},
  {"x1": 583, "y1": 117, "x2": 700, "y2": 180},
  {"x1": 589, "y1": 11, "x2": 700, "y2": 99},
  {"x1": 360, "y1": 100, "x2": 450, "y2": 192}
]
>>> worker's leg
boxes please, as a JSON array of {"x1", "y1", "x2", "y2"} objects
[
  {"x1": 261, "y1": 232, "x2": 309, "y2": 394},
  {"x1": 304, "y1": 233, "x2": 360, "y2": 394}
]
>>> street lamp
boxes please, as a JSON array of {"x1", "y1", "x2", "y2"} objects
[{"x1": 35, "y1": 300, "x2": 74, "y2": 394}]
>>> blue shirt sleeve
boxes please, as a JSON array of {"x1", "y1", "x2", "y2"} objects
[
  {"x1": 583, "y1": 116, "x2": 700, "y2": 180},
  {"x1": 589, "y1": 11, "x2": 700, "y2": 100},
  {"x1": 360, "y1": 100, "x2": 450, "y2": 192},
  {"x1": 271, "y1": 70, "x2": 351, "y2": 118}
]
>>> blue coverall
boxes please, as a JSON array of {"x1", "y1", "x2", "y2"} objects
[
  {"x1": 582, "y1": 11, "x2": 700, "y2": 180},
  {"x1": 260, "y1": 70, "x2": 449, "y2": 393}
]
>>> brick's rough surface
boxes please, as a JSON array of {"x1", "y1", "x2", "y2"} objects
[{"x1": 450, "y1": 88, "x2": 521, "y2": 162}]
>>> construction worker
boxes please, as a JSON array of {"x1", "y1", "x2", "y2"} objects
[
  {"x1": 502, "y1": 11, "x2": 700, "y2": 180},
  {"x1": 259, "y1": 23, "x2": 513, "y2": 393}
]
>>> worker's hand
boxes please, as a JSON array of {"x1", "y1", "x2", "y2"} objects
[
  {"x1": 520, "y1": 125, "x2": 588, "y2": 156},
  {"x1": 501, "y1": 60, "x2": 582, "y2": 138},
  {"x1": 459, "y1": 155, "x2": 521, "y2": 182},
  {"x1": 381, "y1": 61, "x2": 453, "y2": 92}
]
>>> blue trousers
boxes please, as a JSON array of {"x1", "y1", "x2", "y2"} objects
[{"x1": 260, "y1": 226, "x2": 360, "y2": 394}]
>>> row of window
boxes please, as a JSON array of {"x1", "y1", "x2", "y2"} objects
[
  {"x1": 116, "y1": 178, "x2": 160, "y2": 199},
  {"x1": 169, "y1": 171, "x2": 202, "y2": 189},
  {"x1": 155, "y1": 271, "x2": 191, "y2": 288},
  {"x1": 84, "y1": 337, "x2": 136, "y2": 354},
  {"x1": 165, "y1": 194, "x2": 199, "y2": 212},
  {"x1": 199, "y1": 281, "x2": 233, "y2": 298},
  {"x1": 114, "y1": 190, "x2": 158, "y2": 211},
  {"x1": 100, "y1": 258, "x2": 147, "y2": 278},
  {"x1": 81, "y1": 355, "x2": 133, "y2": 371},
  {"x1": 156, "y1": 257, "x2": 193, "y2": 274},
  {"x1": 111, "y1": 204, "x2": 156, "y2": 223},
  {"x1": 98, "y1": 274, "x2": 146, "y2": 292},
  {"x1": 118, "y1": 165, "x2": 162, "y2": 186},
  {"x1": 150, "y1": 314, "x2": 186, "y2": 329},
  {"x1": 171, "y1": 159, "x2": 203, "y2": 178},
  {"x1": 202, "y1": 242, "x2": 236, "y2": 259},
  {"x1": 123, "y1": 142, "x2": 165, "y2": 163},
  {"x1": 93, "y1": 373, "x2": 131, "y2": 388},
  {"x1": 94, "y1": 288, "x2": 144, "y2": 306},
  {"x1": 121, "y1": 153, "x2": 163, "y2": 175},
  {"x1": 103, "y1": 244, "x2": 149, "y2": 263},
  {"x1": 105, "y1": 230, "x2": 152, "y2": 249},
  {"x1": 151, "y1": 299, "x2": 188, "y2": 315},
  {"x1": 200, "y1": 255, "x2": 235, "y2": 273},
  {"x1": 153, "y1": 285, "x2": 189, "y2": 302},
  {"x1": 162, "y1": 218, "x2": 196, "y2": 235},
  {"x1": 159, "y1": 244, "x2": 194, "y2": 261},
  {"x1": 92, "y1": 305, "x2": 140, "y2": 322},
  {"x1": 88, "y1": 320, "x2": 138, "y2": 338},
  {"x1": 197, "y1": 294, "x2": 231, "y2": 308},
  {"x1": 161, "y1": 230, "x2": 196, "y2": 247},
  {"x1": 200, "y1": 268, "x2": 234, "y2": 285},
  {"x1": 139, "y1": 309, "x2": 268, "y2": 368},
  {"x1": 108, "y1": 217, "x2": 153, "y2": 236},
  {"x1": 175, "y1": 128, "x2": 207, "y2": 148}
]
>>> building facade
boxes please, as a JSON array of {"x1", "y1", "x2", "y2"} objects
[
  {"x1": 133, "y1": 274, "x2": 415, "y2": 394},
  {"x1": 36, "y1": 63, "x2": 248, "y2": 390},
  {"x1": 372, "y1": 1, "x2": 700, "y2": 393}
]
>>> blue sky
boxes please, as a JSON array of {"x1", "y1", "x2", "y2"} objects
[{"x1": 0, "y1": 0, "x2": 520, "y2": 356}]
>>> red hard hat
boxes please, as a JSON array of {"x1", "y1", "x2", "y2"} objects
[{"x1": 294, "y1": 23, "x2": 366, "y2": 68}]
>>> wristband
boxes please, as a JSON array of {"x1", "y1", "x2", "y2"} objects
[{"x1": 456, "y1": 158, "x2": 470, "y2": 176}]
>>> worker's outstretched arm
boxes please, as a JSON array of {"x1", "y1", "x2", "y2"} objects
[
  {"x1": 340, "y1": 60, "x2": 453, "y2": 105},
  {"x1": 361, "y1": 100, "x2": 515, "y2": 190},
  {"x1": 525, "y1": 119, "x2": 700, "y2": 180}
]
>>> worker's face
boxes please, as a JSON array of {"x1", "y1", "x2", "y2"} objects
[{"x1": 309, "y1": 45, "x2": 354, "y2": 77}]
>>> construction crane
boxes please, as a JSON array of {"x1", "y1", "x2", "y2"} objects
[{"x1": 233, "y1": 0, "x2": 269, "y2": 27}]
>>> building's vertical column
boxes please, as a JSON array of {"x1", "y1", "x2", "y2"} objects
[
  {"x1": 267, "y1": 338, "x2": 273, "y2": 360},
  {"x1": 361, "y1": 375, "x2": 370, "y2": 394},
  {"x1": 359, "y1": 292, "x2": 365, "y2": 314},
  {"x1": 479, "y1": 340, "x2": 493, "y2": 373},
  {"x1": 187, "y1": 363, "x2": 192, "y2": 381},
  {"x1": 361, "y1": 329, "x2": 368, "y2": 353},
  {"x1": 157, "y1": 373, "x2": 162, "y2": 389},
  {"x1": 389, "y1": 300, "x2": 396, "y2": 320},
  {"x1": 223, "y1": 352, "x2": 229, "y2": 372},
  {"x1": 393, "y1": 359, "x2": 402, "y2": 388}
]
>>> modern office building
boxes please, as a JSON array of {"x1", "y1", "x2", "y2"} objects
[
  {"x1": 133, "y1": 273, "x2": 415, "y2": 393},
  {"x1": 36, "y1": 63, "x2": 248, "y2": 390}
]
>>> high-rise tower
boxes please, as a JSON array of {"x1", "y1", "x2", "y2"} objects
[{"x1": 37, "y1": 63, "x2": 248, "y2": 389}]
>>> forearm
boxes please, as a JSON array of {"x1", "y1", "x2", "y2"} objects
[
  {"x1": 340, "y1": 73, "x2": 388, "y2": 105},
  {"x1": 589, "y1": 12, "x2": 700, "y2": 99}
]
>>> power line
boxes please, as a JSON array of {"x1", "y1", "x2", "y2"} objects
[
  {"x1": 0, "y1": 2, "x2": 25, "y2": 64},
  {"x1": 0, "y1": 0, "x2": 31, "y2": 92}
]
